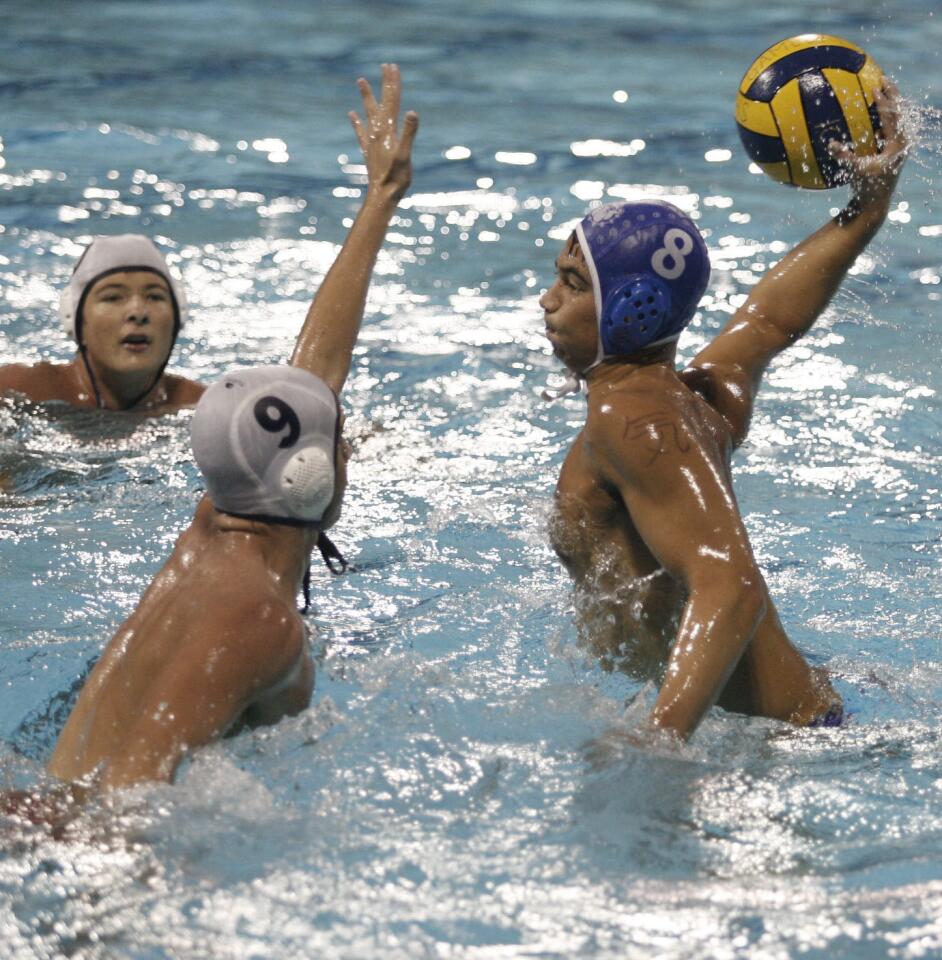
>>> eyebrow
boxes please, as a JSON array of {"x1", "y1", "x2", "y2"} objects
[
  {"x1": 554, "y1": 258, "x2": 589, "y2": 280},
  {"x1": 95, "y1": 281, "x2": 168, "y2": 293}
]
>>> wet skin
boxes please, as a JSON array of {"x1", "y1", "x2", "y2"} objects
[
  {"x1": 0, "y1": 270, "x2": 203, "y2": 413},
  {"x1": 45, "y1": 63, "x2": 417, "y2": 793},
  {"x1": 48, "y1": 498, "x2": 321, "y2": 789},
  {"x1": 544, "y1": 83, "x2": 908, "y2": 740},
  {"x1": 546, "y1": 251, "x2": 833, "y2": 734},
  {"x1": 47, "y1": 431, "x2": 352, "y2": 792}
]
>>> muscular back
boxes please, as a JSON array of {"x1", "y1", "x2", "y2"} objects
[{"x1": 47, "y1": 499, "x2": 313, "y2": 785}]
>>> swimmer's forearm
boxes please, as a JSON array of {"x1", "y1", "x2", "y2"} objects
[
  {"x1": 291, "y1": 64, "x2": 416, "y2": 394},
  {"x1": 648, "y1": 582, "x2": 765, "y2": 738},
  {"x1": 290, "y1": 191, "x2": 400, "y2": 392},
  {"x1": 695, "y1": 190, "x2": 893, "y2": 385},
  {"x1": 739, "y1": 198, "x2": 891, "y2": 349},
  {"x1": 717, "y1": 580, "x2": 838, "y2": 723}
]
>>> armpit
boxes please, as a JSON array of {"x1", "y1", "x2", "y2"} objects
[{"x1": 680, "y1": 363, "x2": 752, "y2": 448}]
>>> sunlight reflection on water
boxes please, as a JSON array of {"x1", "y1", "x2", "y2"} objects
[{"x1": 1, "y1": 0, "x2": 941, "y2": 957}]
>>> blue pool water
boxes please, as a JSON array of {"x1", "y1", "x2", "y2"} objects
[{"x1": 1, "y1": 1, "x2": 940, "y2": 957}]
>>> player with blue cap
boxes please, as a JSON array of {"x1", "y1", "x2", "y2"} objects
[
  {"x1": 543, "y1": 80, "x2": 908, "y2": 746},
  {"x1": 579, "y1": 199, "x2": 711, "y2": 364},
  {"x1": 542, "y1": 199, "x2": 710, "y2": 398},
  {"x1": 42, "y1": 64, "x2": 418, "y2": 799}
]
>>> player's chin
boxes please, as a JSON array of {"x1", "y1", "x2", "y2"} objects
[
  {"x1": 557, "y1": 350, "x2": 585, "y2": 375},
  {"x1": 111, "y1": 346, "x2": 168, "y2": 372},
  {"x1": 550, "y1": 339, "x2": 586, "y2": 372},
  {"x1": 547, "y1": 339, "x2": 570, "y2": 365}
]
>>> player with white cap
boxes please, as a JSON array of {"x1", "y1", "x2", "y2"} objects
[
  {"x1": 1, "y1": 232, "x2": 202, "y2": 412},
  {"x1": 41, "y1": 64, "x2": 418, "y2": 796}
]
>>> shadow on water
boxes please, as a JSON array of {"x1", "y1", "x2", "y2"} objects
[{"x1": 7, "y1": 658, "x2": 96, "y2": 763}]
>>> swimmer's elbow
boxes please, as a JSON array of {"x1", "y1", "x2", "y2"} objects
[
  {"x1": 692, "y1": 570, "x2": 766, "y2": 632},
  {"x1": 737, "y1": 579, "x2": 767, "y2": 632},
  {"x1": 723, "y1": 576, "x2": 767, "y2": 640}
]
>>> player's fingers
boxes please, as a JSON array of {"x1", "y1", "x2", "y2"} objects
[
  {"x1": 358, "y1": 76, "x2": 379, "y2": 117},
  {"x1": 382, "y1": 63, "x2": 402, "y2": 124},
  {"x1": 397, "y1": 110, "x2": 419, "y2": 158},
  {"x1": 349, "y1": 111, "x2": 367, "y2": 153},
  {"x1": 828, "y1": 140, "x2": 870, "y2": 181},
  {"x1": 881, "y1": 77, "x2": 902, "y2": 110},
  {"x1": 827, "y1": 140, "x2": 854, "y2": 164},
  {"x1": 874, "y1": 85, "x2": 902, "y2": 146}
]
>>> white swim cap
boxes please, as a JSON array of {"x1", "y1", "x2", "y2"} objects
[
  {"x1": 59, "y1": 234, "x2": 188, "y2": 341},
  {"x1": 190, "y1": 366, "x2": 340, "y2": 525}
]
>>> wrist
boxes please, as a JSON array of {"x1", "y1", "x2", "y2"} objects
[
  {"x1": 837, "y1": 188, "x2": 893, "y2": 229},
  {"x1": 847, "y1": 164, "x2": 902, "y2": 215},
  {"x1": 363, "y1": 185, "x2": 406, "y2": 212}
]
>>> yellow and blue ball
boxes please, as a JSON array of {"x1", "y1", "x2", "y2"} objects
[{"x1": 735, "y1": 34, "x2": 885, "y2": 189}]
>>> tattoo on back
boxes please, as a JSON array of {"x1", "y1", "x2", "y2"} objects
[{"x1": 622, "y1": 413, "x2": 690, "y2": 466}]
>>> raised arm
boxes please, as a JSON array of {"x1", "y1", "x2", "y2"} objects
[
  {"x1": 589, "y1": 396, "x2": 767, "y2": 739},
  {"x1": 686, "y1": 82, "x2": 908, "y2": 440},
  {"x1": 290, "y1": 63, "x2": 418, "y2": 394}
]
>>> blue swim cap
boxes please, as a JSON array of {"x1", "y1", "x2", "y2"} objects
[{"x1": 576, "y1": 200, "x2": 710, "y2": 367}]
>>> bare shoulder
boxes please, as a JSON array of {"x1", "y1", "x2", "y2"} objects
[
  {"x1": 162, "y1": 374, "x2": 205, "y2": 407},
  {"x1": 585, "y1": 371, "x2": 698, "y2": 482},
  {"x1": 678, "y1": 360, "x2": 752, "y2": 448},
  {"x1": 140, "y1": 570, "x2": 305, "y2": 697},
  {"x1": 218, "y1": 590, "x2": 306, "y2": 683},
  {"x1": 0, "y1": 361, "x2": 78, "y2": 404}
]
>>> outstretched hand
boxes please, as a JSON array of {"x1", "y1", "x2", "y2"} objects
[
  {"x1": 349, "y1": 63, "x2": 418, "y2": 205},
  {"x1": 829, "y1": 79, "x2": 909, "y2": 209}
]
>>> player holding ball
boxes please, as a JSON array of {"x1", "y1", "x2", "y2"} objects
[{"x1": 542, "y1": 37, "x2": 908, "y2": 747}]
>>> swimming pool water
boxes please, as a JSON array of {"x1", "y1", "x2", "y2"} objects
[{"x1": 1, "y1": 1, "x2": 940, "y2": 957}]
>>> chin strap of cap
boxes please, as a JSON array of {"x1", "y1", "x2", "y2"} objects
[
  {"x1": 300, "y1": 533, "x2": 351, "y2": 614},
  {"x1": 540, "y1": 370, "x2": 584, "y2": 402},
  {"x1": 317, "y1": 533, "x2": 349, "y2": 575},
  {"x1": 77, "y1": 344, "x2": 105, "y2": 409}
]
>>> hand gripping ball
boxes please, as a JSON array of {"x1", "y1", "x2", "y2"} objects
[{"x1": 736, "y1": 33, "x2": 885, "y2": 189}]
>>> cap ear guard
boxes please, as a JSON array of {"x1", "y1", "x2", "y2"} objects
[
  {"x1": 278, "y1": 445, "x2": 336, "y2": 521},
  {"x1": 600, "y1": 275, "x2": 673, "y2": 356}
]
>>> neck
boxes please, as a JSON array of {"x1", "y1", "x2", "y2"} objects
[
  {"x1": 210, "y1": 507, "x2": 320, "y2": 600},
  {"x1": 583, "y1": 342, "x2": 678, "y2": 391},
  {"x1": 73, "y1": 352, "x2": 167, "y2": 411}
]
